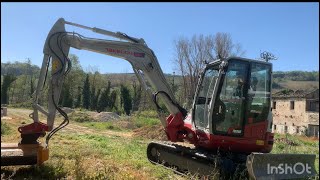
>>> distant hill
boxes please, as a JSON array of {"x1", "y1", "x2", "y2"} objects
[
  {"x1": 273, "y1": 71, "x2": 319, "y2": 81},
  {"x1": 1, "y1": 62, "x2": 318, "y2": 92},
  {"x1": 1, "y1": 61, "x2": 40, "y2": 76},
  {"x1": 272, "y1": 71, "x2": 319, "y2": 91}
]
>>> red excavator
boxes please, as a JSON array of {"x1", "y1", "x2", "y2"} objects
[{"x1": 1, "y1": 18, "x2": 317, "y2": 179}]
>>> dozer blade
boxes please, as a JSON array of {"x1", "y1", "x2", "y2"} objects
[
  {"x1": 246, "y1": 153, "x2": 317, "y2": 180},
  {"x1": 1, "y1": 143, "x2": 49, "y2": 166}
]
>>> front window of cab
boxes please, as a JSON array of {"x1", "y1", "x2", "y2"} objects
[{"x1": 212, "y1": 59, "x2": 272, "y2": 135}]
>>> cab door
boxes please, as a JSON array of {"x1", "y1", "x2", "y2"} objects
[
  {"x1": 193, "y1": 65, "x2": 220, "y2": 131},
  {"x1": 212, "y1": 60, "x2": 249, "y2": 136}
]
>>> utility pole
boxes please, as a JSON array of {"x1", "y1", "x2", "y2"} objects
[
  {"x1": 172, "y1": 71, "x2": 176, "y2": 98},
  {"x1": 172, "y1": 71, "x2": 175, "y2": 87}
]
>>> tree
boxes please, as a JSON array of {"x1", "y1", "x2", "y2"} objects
[
  {"x1": 91, "y1": 88, "x2": 101, "y2": 111},
  {"x1": 173, "y1": 33, "x2": 245, "y2": 108},
  {"x1": 65, "y1": 54, "x2": 85, "y2": 108},
  {"x1": 90, "y1": 85, "x2": 96, "y2": 110},
  {"x1": 109, "y1": 90, "x2": 117, "y2": 110},
  {"x1": 132, "y1": 80, "x2": 142, "y2": 112},
  {"x1": 82, "y1": 74, "x2": 91, "y2": 109},
  {"x1": 90, "y1": 71, "x2": 101, "y2": 111},
  {"x1": 75, "y1": 86, "x2": 82, "y2": 108},
  {"x1": 97, "y1": 81, "x2": 111, "y2": 112},
  {"x1": 30, "y1": 76, "x2": 35, "y2": 98},
  {"x1": 97, "y1": 89, "x2": 108, "y2": 113},
  {"x1": 61, "y1": 84, "x2": 73, "y2": 107},
  {"x1": 1, "y1": 74, "x2": 17, "y2": 104},
  {"x1": 120, "y1": 84, "x2": 132, "y2": 115},
  {"x1": 213, "y1": 32, "x2": 245, "y2": 59}
]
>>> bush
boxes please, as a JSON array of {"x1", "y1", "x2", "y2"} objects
[
  {"x1": 133, "y1": 110, "x2": 159, "y2": 119},
  {"x1": 133, "y1": 117, "x2": 160, "y2": 128},
  {"x1": 69, "y1": 112, "x2": 94, "y2": 123},
  {"x1": 8, "y1": 101, "x2": 33, "y2": 109},
  {"x1": 1, "y1": 121, "x2": 11, "y2": 135},
  {"x1": 130, "y1": 110, "x2": 160, "y2": 128}
]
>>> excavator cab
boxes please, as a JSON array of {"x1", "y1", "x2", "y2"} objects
[{"x1": 192, "y1": 57, "x2": 273, "y2": 153}]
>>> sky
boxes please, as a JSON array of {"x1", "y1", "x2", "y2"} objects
[{"x1": 1, "y1": 2, "x2": 319, "y2": 74}]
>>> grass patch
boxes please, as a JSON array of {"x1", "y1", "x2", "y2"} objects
[
  {"x1": 1, "y1": 158, "x2": 67, "y2": 180},
  {"x1": 64, "y1": 133, "x2": 174, "y2": 179},
  {"x1": 1, "y1": 121, "x2": 11, "y2": 135},
  {"x1": 133, "y1": 116, "x2": 160, "y2": 128},
  {"x1": 131, "y1": 110, "x2": 161, "y2": 128},
  {"x1": 272, "y1": 133, "x2": 319, "y2": 174},
  {"x1": 81, "y1": 122, "x2": 123, "y2": 131},
  {"x1": 134, "y1": 110, "x2": 159, "y2": 119},
  {"x1": 1, "y1": 131, "x2": 177, "y2": 179}
]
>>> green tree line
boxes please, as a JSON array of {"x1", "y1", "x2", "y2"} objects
[
  {"x1": 0, "y1": 55, "x2": 148, "y2": 116},
  {"x1": 1, "y1": 58, "x2": 319, "y2": 113}
]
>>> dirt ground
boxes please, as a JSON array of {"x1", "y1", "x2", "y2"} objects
[
  {"x1": 1, "y1": 108, "x2": 133, "y2": 140},
  {"x1": 1, "y1": 108, "x2": 167, "y2": 141}
]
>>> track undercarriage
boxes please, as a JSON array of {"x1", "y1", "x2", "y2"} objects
[{"x1": 147, "y1": 141, "x2": 248, "y2": 179}]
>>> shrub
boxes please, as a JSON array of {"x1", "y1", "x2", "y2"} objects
[
  {"x1": 1, "y1": 121, "x2": 11, "y2": 135},
  {"x1": 69, "y1": 112, "x2": 94, "y2": 123}
]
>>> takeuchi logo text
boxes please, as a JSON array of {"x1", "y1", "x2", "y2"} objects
[{"x1": 106, "y1": 48, "x2": 145, "y2": 58}]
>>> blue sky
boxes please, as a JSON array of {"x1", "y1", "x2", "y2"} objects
[{"x1": 1, "y1": 2, "x2": 319, "y2": 74}]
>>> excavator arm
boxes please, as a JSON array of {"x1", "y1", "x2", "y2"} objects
[{"x1": 18, "y1": 18, "x2": 190, "y2": 147}]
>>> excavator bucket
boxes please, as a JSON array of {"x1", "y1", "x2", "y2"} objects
[{"x1": 246, "y1": 153, "x2": 317, "y2": 180}]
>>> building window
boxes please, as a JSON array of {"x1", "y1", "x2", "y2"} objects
[
  {"x1": 296, "y1": 126, "x2": 300, "y2": 134},
  {"x1": 284, "y1": 126, "x2": 288, "y2": 133},
  {"x1": 290, "y1": 101, "x2": 295, "y2": 110},
  {"x1": 273, "y1": 101, "x2": 276, "y2": 109},
  {"x1": 306, "y1": 100, "x2": 319, "y2": 112},
  {"x1": 274, "y1": 125, "x2": 277, "y2": 130}
]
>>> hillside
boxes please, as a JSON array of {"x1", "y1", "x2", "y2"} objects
[
  {"x1": 1, "y1": 61, "x2": 40, "y2": 76},
  {"x1": 273, "y1": 80, "x2": 319, "y2": 92},
  {"x1": 272, "y1": 71, "x2": 319, "y2": 91},
  {"x1": 1, "y1": 62, "x2": 318, "y2": 78}
]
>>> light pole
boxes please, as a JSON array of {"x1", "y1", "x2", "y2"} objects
[{"x1": 172, "y1": 71, "x2": 175, "y2": 87}]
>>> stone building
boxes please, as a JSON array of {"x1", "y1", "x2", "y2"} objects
[{"x1": 272, "y1": 89, "x2": 319, "y2": 137}]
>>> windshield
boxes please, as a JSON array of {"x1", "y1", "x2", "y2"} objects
[
  {"x1": 213, "y1": 60, "x2": 249, "y2": 135},
  {"x1": 212, "y1": 60, "x2": 272, "y2": 136}
]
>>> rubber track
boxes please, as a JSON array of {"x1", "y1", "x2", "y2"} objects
[{"x1": 147, "y1": 141, "x2": 248, "y2": 179}]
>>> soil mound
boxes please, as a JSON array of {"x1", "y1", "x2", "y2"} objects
[
  {"x1": 133, "y1": 125, "x2": 167, "y2": 140},
  {"x1": 61, "y1": 107, "x2": 75, "y2": 114},
  {"x1": 93, "y1": 112, "x2": 120, "y2": 122}
]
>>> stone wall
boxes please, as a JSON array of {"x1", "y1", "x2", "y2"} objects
[
  {"x1": 273, "y1": 99, "x2": 307, "y2": 125},
  {"x1": 272, "y1": 98, "x2": 319, "y2": 137}
]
